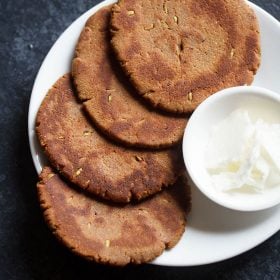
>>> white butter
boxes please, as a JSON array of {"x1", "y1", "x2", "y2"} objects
[{"x1": 205, "y1": 109, "x2": 280, "y2": 192}]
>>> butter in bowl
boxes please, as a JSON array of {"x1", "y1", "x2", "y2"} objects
[{"x1": 183, "y1": 86, "x2": 280, "y2": 211}]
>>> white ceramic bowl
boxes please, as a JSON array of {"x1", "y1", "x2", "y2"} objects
[{"x1": 183, "y1": 86, "x2": 280, "y2": 211}]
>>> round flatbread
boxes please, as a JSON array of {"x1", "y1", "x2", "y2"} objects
[
  {"x1": 37, "y1": 167, "x2": 191, "y2": 266},
  {"x1": 111, "y1": 0, "x2": 261, "y2": 113},
  {"x1": 72, "y1": 6, "x2": 187, "y2": 148},
  {"x1": 36, "y1": 74, "x2": 184, "y2": 203}
]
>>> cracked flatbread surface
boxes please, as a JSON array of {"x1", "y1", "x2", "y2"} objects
[
  {"x1": 37, "y1": 167, "x2": 191, "y2": 266},
  {"x1": 111, "y1": 0, "x2": 261, "y2": 113},
  {"x1": 36, "y1": 74, "x2": 184, "y2": 203},
  {"x1": 72, "y1": 6, "x2": 187, "y2": 148}
]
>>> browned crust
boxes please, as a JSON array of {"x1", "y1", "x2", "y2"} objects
[
  {"x1": 111, "y1": 0, "x2": 261, "y2": 113},
  {"x1": 37, "y1": 167, "x2": 191, "y2": 266},
  {"x1": 36, "y1": 74, "x2": 185, "y2": 203},
  {"x1": 72, "y1": 6, "x2": 188, "y2": 148}
]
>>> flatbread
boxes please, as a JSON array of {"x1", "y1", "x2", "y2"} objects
[
  {"x1": 111, "y1": 0, "x2": 260, "y2": 113},
  {"x1": 37, "y1": 167, "x2": 191, "y2": 266},
  {"x1": 72, "y1": 6, "x2": 187, "y2": 148},
  {"x1": 36, "y1": 74, "x2": 184, "y2": 203}
]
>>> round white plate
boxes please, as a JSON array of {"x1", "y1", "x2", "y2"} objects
[{"x1": 28, "y1": 0, "x2": 280, "y2": 266}]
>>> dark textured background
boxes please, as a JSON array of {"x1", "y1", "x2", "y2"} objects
[{"x1": 0, "y1": 0, "x2": 279, "y2": 279}]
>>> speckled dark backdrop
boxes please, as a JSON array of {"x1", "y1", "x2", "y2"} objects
[{"x1": 0, "y1": 0, "x2": 279, "y2": 279}]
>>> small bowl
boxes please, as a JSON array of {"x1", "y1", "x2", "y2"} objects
[{"x1": 183, "y1": 86, "x2": 280, "y2": 211}]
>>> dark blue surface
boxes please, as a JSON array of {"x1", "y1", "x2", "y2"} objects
[{"x1": 0, "y1": 0, "x2": 279, "y2": 279}]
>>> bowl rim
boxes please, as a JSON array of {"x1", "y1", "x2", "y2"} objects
[{"x1": 183, "y1": 85, "x2": 280, "y2": 212}]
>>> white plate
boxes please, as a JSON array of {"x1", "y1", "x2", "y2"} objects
[{"x1": 28, "y1": 0, "x2": 280, "y2": 266}]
